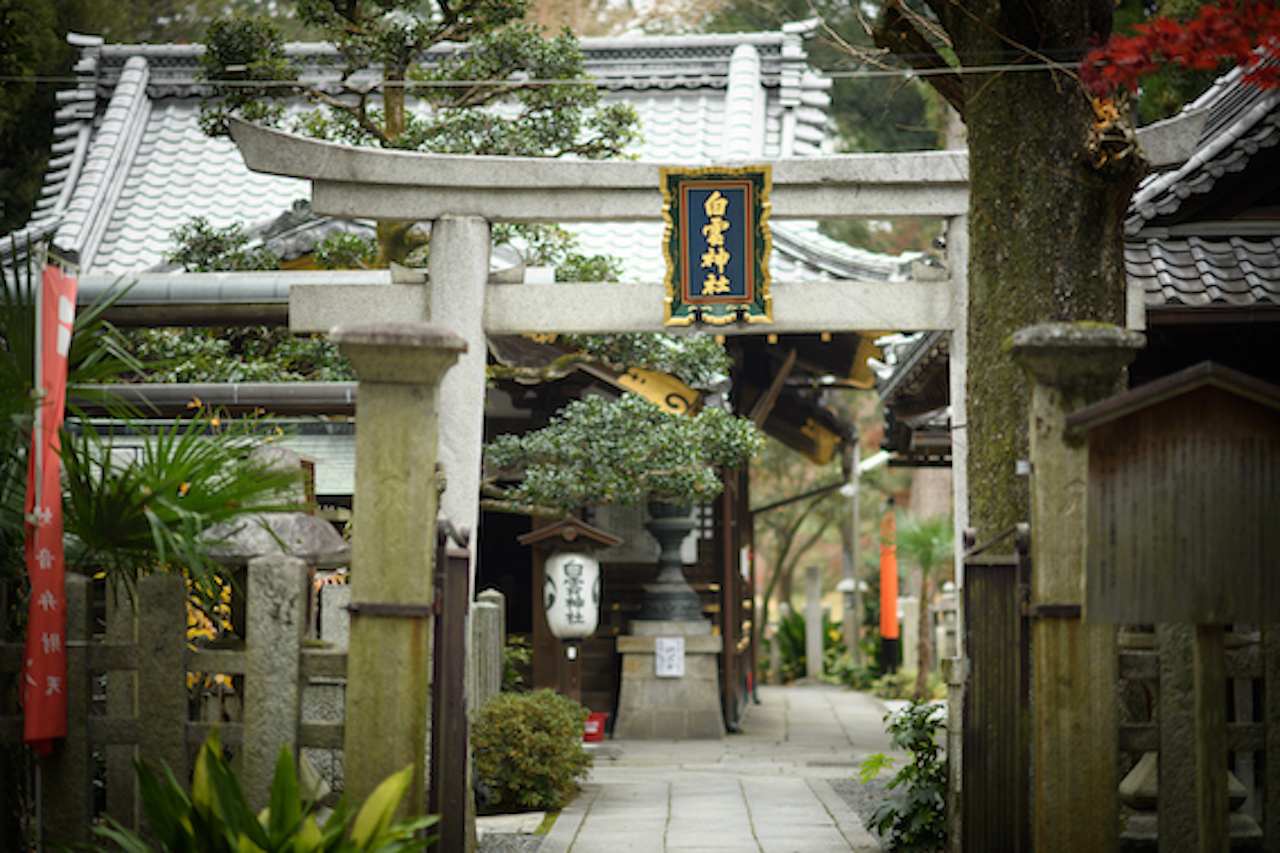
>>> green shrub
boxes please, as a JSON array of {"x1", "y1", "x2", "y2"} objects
[
  {"x1": 94, "y1": 728, "x2": 435, "y2": 852},
  {"x1": 871, "y1": 670, "x2": 946, "y2": 701},
  {"x1": 859, "y1": 700, "x2": 948, "y2": 852},
  {"x1": 827, "y1": 653, "x2": 879, "y2": 690},
  {"x1": 471, "y1": 689, "x2": 592, "y2": 812},
  {"x1": 765, "y1": 609, "x2": 845, "y2": 683},
  {"x1": 502, "y1": 635, "x2": 533, "y2": 692}
]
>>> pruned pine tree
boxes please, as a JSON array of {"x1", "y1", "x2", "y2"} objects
[{"x1": 197, "y1": 0, "x2": 640, "y2": 265}]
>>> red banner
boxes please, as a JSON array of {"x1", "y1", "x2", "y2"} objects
[{"x1": 22, "y1": 259, "x2": 78, "y2": 756}]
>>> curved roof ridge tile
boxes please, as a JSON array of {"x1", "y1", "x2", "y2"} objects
[
  {"x1": 1129, "y1": 88, "x2": 1280, "y2": 234},
  {"x1": 722, "y1": 43, "x2": 764, "y2": 159},
  {"x1": 58, "y1": 56, "x2": 152, "y2": 269}
]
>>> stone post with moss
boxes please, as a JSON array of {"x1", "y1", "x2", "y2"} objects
[
  {"x1": 332, "y1": 322, "x2": 466, "y2": 812},
  {"x1": 1011, "y1": 322, "x2": 1144, "y2": 852}
]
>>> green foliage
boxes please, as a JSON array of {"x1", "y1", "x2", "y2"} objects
[
  {"x1": 0, "y1": 0, "x2": 64, "y2": 232},
  {"x1": 895, "y1": 515, "x2": 953, "y2": 582},
  {"x1": 93, "y1": 728, "x2": 437, "y2": 852},
  {"x1": 411, "y1": 24, "x2": 641, "y2": 158},
  {"x1": 828, "y1": 652, "x2": 880, "y2": 690},
  {"x1": 198, "y1": 15, "x2": 297, "y2": 136},
  {"x1": 200, "y1": 0, "x2": 639, "y2": 159},
  {"x1": 124, "y1": 326, "x2": 354, "y2": 383},
  {"x1": 492, "y1": 222, "x2": 626, "y2": 288},
  {"x1": 168, "y1": 216, "x2": 281, "y2": 272},
  {"x1": 869, "y1": 670, "x2": 945, "y2": 702},
  {"x1": 1, "y1": 245, "x2": 146, "y2": 586},
  {"x1": 765, "y1": 608, "x2": 846, "y2": 683},
  {"x1": 859, "y1": 700, "x2": 947, "y2": 852},
  {"x1": 484, "y1": 393, "x2": 762, "y2": 513},
  {"x1": 61, "y1": 414, "x2": 304, "y2": 610},
  {"x1": 315, "y1": 233, "x2": 378, "y2": 270},
  {"x1": 896, "y1": 514, "x2": 953, "y2": 699},
  {"x1": 501, "y1": 635, "x2": 532, "y2": 692},
  {"x1": 471, "y1": 689, "x2": 592, "y2": 811}
]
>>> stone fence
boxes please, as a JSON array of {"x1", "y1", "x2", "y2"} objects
[{"x1": 0, "y1": 558, "x2": 508, "y2": 850}]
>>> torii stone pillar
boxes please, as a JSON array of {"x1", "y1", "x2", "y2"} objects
[
  {"x1": 426, "y1": 216, "x2": 490, "y2": 540},
  {"x1": 332, "y1": 322, "x2": 466, "y2": 811}
]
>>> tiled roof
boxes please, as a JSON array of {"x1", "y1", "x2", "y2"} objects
[
  {"x1": 1126, "y1": 59, "x2": 1280, "y2": 311},
  {"x1": 1127, "y1": 63, "x2": 1280, "y2": 236},
  {"x1": 11, "y1": 24, "x2": 916, "y2": 282},
  {"x1": 1128, "y1": 234, "x2": 1280, "y2": 308}
]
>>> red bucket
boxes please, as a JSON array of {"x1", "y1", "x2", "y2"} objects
[{"x1": 584, "y1": 712, "x2": 608, "y2": 742}]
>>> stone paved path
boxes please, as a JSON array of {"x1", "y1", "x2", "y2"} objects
[{"x1": 539, "y1": 684, "x2": 895, "y2": 852}]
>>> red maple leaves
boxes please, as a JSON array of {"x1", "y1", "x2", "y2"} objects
[{"x1": 1082, "y1": 0, "x2": 1280, "y2": 96}]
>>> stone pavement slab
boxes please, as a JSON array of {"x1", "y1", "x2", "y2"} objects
[{"x1": 539, "y1": 684, "x2": 894, "y2": 852}]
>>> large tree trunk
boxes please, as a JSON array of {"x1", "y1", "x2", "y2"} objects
[{"x1": 946, "y1": 0, "x2": 1142, "y2": 541}]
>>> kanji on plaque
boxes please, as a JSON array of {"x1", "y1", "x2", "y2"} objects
[
  {"x1": 22, "y1": 254, "x2": 78, "y2": 756},
  {"x1": 661, "y1": 166, "x2": 772, "y2": 326}
]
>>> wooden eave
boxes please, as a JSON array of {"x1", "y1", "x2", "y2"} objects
[
  {"x1": 1064, "y1": 360, "x2": 1280, "y2": 434},
  {"x1": 516, "y1": 517, "x2": 624, "y2": 551}
]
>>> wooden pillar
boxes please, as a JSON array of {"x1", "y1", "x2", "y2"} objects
[
  {"x1": 104, "y1": 586, "x2": 138, "y2": 832},
  {"x1": 1193, "y1": 625, "x2": 1229, "y2": 853},
  {"x1": 429, "y1": 523, "x2": 471, "y2": 853},
  {"x1": 1264, "y1": 625, "x2": 1280, "y2": 853},
  {"x1": 1011, "y1": 323, "x2": 1143, "y2": 853},
  {"x1": 1160, "y1": 624, "x2": 1200, "y2": 849},
  {"x1": 334, "y1": 323, "x2": 465, "y2": 812}
]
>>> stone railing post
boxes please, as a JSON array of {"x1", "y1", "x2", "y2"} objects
[
  {"x1": 243, "y1": 554, "x2": 309, "y2": 812},
  {"x1": 332, "y1": 323, "x2": 465, "y2": 812},
  {"x1": 1011, "y1": 322, "x2": 1144, "y2": 852},
  {"x1": 124, "y1": 572, "x2": 190, "y2": 842},
  {"x1": 470, "y1": 589, "x2": 505, "y2": 711},
  {"x1": 804, "y1": 565, "x2": 822, "y2": 680}
]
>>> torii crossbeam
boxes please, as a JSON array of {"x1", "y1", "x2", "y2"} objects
[{"x1": 228, "y1": 117, "x2": 975, "y2": 588}]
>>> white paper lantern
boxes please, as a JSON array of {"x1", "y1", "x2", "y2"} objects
[{"x1": 544, "y1": 552, "x2": 601, "y2": 639}]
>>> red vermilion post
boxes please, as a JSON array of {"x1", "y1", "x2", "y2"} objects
[{"x1": 879, "y1": 500, "x2": 899, "y2": 672}]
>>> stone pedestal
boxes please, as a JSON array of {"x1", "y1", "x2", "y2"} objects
[{"x1": 613, "y1": 620, "x2": 725, "y2": 740}]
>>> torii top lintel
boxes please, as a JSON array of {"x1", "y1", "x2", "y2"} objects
[{"x1": 229, "y1": 119, "x2": 971, "y2": 224}]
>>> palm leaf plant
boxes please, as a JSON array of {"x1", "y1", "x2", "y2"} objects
[
  {"x1": 1, "y1": 241, "x2": 145, "y2": 594},
  {"x1": 895, "y1": 515, "x2": 953, "y2": 701},
  {"x1": 61, "y1": 414, "x2": 304, "y2": 610},
  {"x1": 3, "y1": 241, "x2": 303, "y2": 612}
]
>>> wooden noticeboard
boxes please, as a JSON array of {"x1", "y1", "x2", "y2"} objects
[{"x1": 1065, "y1": 362, "x2": 1280, "y2": 625}]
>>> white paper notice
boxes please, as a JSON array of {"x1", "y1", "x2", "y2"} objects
[{"x1": 654, "y1": 636, "x2": 685, "y2": 678}]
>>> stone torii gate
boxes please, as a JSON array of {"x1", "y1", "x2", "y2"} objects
[
  {"x1": 227, "y1": 116, "x2": 1176, "y2": 847},
  {"x1": 229, "y1": 118, "x2": 975, "y2": 557}
]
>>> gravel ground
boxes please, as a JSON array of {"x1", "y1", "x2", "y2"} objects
[
  {"x1": 827, "y1": 774, "x2": 891, "y2": 841},
  {"x1": 477, "y1": 834, "x2": 543, "y2": 853}
]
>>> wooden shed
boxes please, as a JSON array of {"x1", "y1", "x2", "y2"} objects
[{"x1": 1064, "y1": 361, "x2": 1280, "y2": 625}]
